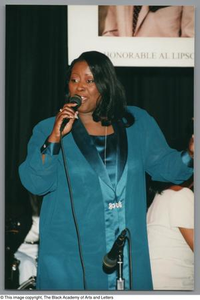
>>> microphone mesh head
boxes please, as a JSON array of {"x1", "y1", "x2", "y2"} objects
[{"x1": 69, "y1": 95, "x2": 82, "y2": 108}]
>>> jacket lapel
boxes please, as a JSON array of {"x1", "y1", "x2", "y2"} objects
[
  {"x1": 135, "y1": 5, "x2": 149, "y2": 35},
  {"x1": 113, "y1": 120, "x2": 127, "y2": 184},
  {"x1": 71, "y1": 119, "x2": 114, "y2": 190},
  {"x1": 71, "y1": 118, "x2": 128, "y2": 191}
]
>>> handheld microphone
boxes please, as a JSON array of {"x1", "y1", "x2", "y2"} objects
[
  {"x1": 60, "y1": 94, "x2": 82, "y2": 132},
  {"x1": 103, "y1": 229, "x2": 127, "y2": 274}
]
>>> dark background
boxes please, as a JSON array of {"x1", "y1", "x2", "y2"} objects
[{"x1": 5, "y1": 5, "x2": 194, "y2": 220}]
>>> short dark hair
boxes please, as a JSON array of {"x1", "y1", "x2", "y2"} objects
[{"x1": 66, "y1": 51, "x2": 134, "y2": 126}]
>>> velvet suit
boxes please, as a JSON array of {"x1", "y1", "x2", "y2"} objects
[{"x1": 19, "y1": 106, "x2": 193, "y2": 290}]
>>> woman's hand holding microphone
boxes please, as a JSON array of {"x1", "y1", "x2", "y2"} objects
[{"x1": 48, "y1": 95, "x2": 82, "y2": 143}]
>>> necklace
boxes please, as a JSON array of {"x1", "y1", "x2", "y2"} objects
[{"x1": 104, "y1": 126, "x2": 108, "y2": 168}]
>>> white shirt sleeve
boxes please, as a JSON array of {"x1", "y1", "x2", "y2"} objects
[{"x1": 168, "y1": 188, "x2": 194, "y2": 229}]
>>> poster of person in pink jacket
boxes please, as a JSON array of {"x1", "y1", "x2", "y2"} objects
[{"x1": 99, "y1": 6, "x2": 194, "y2": 37}]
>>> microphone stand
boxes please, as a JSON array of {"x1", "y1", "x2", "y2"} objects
[
  {"x1": 116, "y1": 251, "x2": 125, "y2": 290},
  {"x1": 102, "y1": 229, "x2": 129, "y2": 290}
]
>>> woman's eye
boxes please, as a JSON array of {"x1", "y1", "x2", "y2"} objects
[
  {"x1": 87, "y1": 79, "x2": 95, "y2": 84},
  {"x1": 70, "y1": 78, "x2": 79, "y2": 83}
]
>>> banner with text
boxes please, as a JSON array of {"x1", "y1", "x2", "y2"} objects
[{"x1": 68, "y1": 5, "x2": 195, "y2": 67}]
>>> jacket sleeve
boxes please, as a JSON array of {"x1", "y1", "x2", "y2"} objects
[
  {"x1": 101, "y1": 6, "x2": 119, "y2": 36},
  {"x1": 141, "y1": 110, "x2": 193, "y2": 183},
  {"x1": 181, "y1": 6, "x2": 194, "y2": 37},
  {"x1": 19, "y1": 120, "x2": 60, "y2": 196}
]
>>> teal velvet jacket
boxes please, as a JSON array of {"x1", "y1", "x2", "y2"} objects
[{"x1": 19, "y1": 106, "x2": 193, "y2": 291}]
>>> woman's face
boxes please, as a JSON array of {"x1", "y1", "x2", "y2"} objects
[{"x1": 68, "y1": 61, "x2": 101, "y2": 114}]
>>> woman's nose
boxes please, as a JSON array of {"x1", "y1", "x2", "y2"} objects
[{"x1": 77, "y1": 81, "x2": 85, "y2": 91}]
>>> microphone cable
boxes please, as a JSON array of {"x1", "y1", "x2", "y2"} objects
[
  {"x1": 125, "y1": 228, "x2": 133, "y2": 290},
  {"x1": 60, "y1": 130, "x2": 87, "y2": 290}
]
